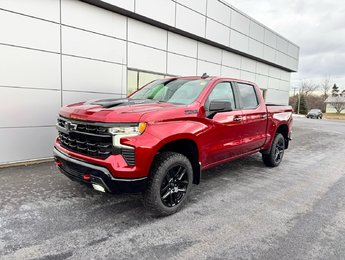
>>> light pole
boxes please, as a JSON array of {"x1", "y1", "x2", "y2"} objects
[{"x1": 297, "y1": 91, "x2": 301, "y2": 114}]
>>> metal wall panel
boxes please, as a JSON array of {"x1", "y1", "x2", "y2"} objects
[
  {"x1": 62, "y1": 26, "x2": 126, "y2": 63},
  {"x1": 128, "y1": 19, "x2": 167, "y2": 50},
  {"x1": 288, "y1": 56, "x2": 299, "y2": 70},
  {"x1": 206, "y1": 19, "x2": 230, "y2": 47},
  {"x1": 241, "y1": 57, "x2": 257, "y2": 73},
  {"x1": 0, "y1": 10, "x2": 60, "y2": 52},
  {"x1": 231, "y1": 10, "x2": 250, "y2": 36},
  {"x1": 221, "y1": 66, "x2": 240, "y2": 78},
  {"x1": 263, "y1": 45, "x2": 276, "y2": 63},
  {"x1": 240, "y1": 70, "x2": 256, "y2": 82},
  {"x1": 281, "y1": 71, "x2": 291, "y2": 81},
  {"x1": 61, "y1": 0, "x2": 126, "y2": 39},
  {"x1": 197, "y1": 60, "x2": 221, "y2": 76},
  {"x1": 0, "y1": 0, "x2": 60, "y2": 22},
  {"x1": 222, "y1": 51, "x2": 242, "y2": 68},
  {"x1": 128, "y1": 43, "x2": 166, "y2": 74},
  {"x1": 264, "y1": 29, "x2": 277, "y2": 48},
  {"x1": 62, "y1": 56, "x2": 125, "y2": 94},
  {"x1": 135, "y1": 0, "x2": 175, "y2": 26},
  {"x1": 268, "y1": 77, "x2": 282, "y2": 90},
  {"x1": 198, "y1": 42, "x2": 222, "y2": 64},
  {"x1": 0, "y1": 45, "x2": 60, "y2": 89},
  {"x1": 256, "y1": 62, "x2": 269, "y2": 76},
  {"x1": 248, "y1": 38, "x2": 264, "y2": 59},
  {"x1": 176, "y1": 0, "x2": 207, "y2": 15},
  {"x1": 0, "y1": 88, "x2": 60, "y2": 127},
  {"x1": 276, "y1": 36, "x2": 289, "y2": 54},
  {"x1": 276, "y1": 51, "x2": 288, "y2": 67},
  {"x1": 249, "y1": 21, "x2": 264, "y2": 42},
  {"x1": 268, "y1": 66, "x2": 281, "y2": 79},
  {"x1": 230, "y1": 29, "x2": 249, "y2": 53},
  {"x1": 288, "y1": 43, "x2": 299, "y2": 59},
  {"x1": 256, "y1": 74, "x2": 269, "y2": 89},
  {"x1": 265, "y1": 89, "x2": 289, "y2": 105},
  {"x1": 62, "y1": 91, "x2": 122, "y2": 106},
  {"x1": 207, "y1": 0, "x2": 231, "y2": 26},
  {"x1": 0, "y1": 127, "x2": 57, "y2": 164},
  {"x1": 176, "y1": 4, "x2": 205, "y2": 38},
  {"x1": 167, "y1": 32, "x2": 198, "y2": 58},
  {"x1": 167, "y1": 53, "x2": 197, "y2": 76}
]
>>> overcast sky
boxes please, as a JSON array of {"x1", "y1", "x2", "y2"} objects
[{"x1": 227, "y1": 0, "x2": 345, "y2": 90}]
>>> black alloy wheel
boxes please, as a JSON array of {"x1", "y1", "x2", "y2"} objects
[
  {"x1": 262, "y1": 133, "x2": 285, "y2": 167},
  {"x1": 274, "y1": 137, "x2": 285, "y2": 164},
  {"x1": 160, "y1": 165, "x2": 189, "y2": 207}
]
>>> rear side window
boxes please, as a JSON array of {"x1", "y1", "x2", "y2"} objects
[{"x1": 237, "y1": 83, "x2": 258, "y2": 109}]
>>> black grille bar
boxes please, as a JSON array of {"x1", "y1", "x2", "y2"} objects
[{"x1": 122, "y1": 148, "x2": 135, "y2": 166}]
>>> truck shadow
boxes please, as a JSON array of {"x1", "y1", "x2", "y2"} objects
[{"x1": 70, "y1": 153, "x2": 269, "y2": 220}]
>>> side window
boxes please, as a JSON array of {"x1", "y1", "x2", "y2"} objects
[
  {"x1": 237, "y1": 83, "x2": 259, "y2": 109},
  {"x1": 205, "y1": 82, "x2": 235, "y2": 110}
]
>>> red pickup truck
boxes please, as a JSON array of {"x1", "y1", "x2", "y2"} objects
[{"x1": 54, "y1": 76, "x2": 292, "y2": 215}]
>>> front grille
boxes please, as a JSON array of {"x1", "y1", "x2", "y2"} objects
[{"x1": 57, "y1": 117, "x2": 113, "y2": 159}]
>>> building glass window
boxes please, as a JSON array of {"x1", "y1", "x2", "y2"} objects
[{"x1": 127, "y1": 70, "x2": 166, "y2": 95}]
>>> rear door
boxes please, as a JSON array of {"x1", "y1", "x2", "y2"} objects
[
  {"x1": 235, "y1": 82, "x2": 267, "y2": 153},
  {"x1": 203, "y1": 81, "x2": 244, "y2": 166}
]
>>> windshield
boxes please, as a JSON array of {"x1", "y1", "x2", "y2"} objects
[
  {"x1": 129, "y1": 79, "x2": 210, "y2": 105},
  {"x1": 310, "y1": 109, "x2": 319, "y2": 113}
]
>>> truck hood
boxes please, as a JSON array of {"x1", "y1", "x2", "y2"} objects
[{"x1": 59, "y1": 98, "x2": 187, "y2": 122}]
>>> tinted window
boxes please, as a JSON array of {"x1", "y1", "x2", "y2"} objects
[
  {"x1": 205, "y1": 82, "x2": 235, "y2": 110},
  {"x1": 237, "y1": 83, "x2": 258, "y2": 109},
  {"x1": 130, "y1": 79, "x2": 209, "y2": 105}
]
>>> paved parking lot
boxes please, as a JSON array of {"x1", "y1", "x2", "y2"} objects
[{"x1": 1, "y1": 117, "x2": 345, "y2": 260}]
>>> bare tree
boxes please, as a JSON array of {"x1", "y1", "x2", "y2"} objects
[
  {"x1": 320, "y1": 76, "x2": 331, "y2": 112},
  {"x1": 320, "y1": 76, "x2": 331, "y2": 98},
  {"x1": 300, "y1": 79, "x2": 319, "y2": 96},
  {"x1": 326, "y1": 96, "x2": 345, "y2": 114}
]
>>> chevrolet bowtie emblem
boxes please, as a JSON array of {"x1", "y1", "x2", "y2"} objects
[{"x1": 64, "y1": 121, "x2": 78, "y2": 131}]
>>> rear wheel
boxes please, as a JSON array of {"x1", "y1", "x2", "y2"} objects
[
  {"x1": 262, "y1": 133, "x2": 285, "y2": 167},
  {"x1": 143, "y1": 152, "x2": 193, "y2": 216}
]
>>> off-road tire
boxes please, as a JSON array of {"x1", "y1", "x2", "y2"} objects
[
  {"x1": 262, "y1": 133, "x2": 285, "y2": 167},
  {"x1": 143, "y1": 152, "x2": 193, "y2": 216}
]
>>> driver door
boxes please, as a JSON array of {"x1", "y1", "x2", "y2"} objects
[{"x1": 203, "y1": 81, "x2": 243, "y2": 167}]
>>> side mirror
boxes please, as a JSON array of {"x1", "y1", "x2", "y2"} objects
[{"x1": 208, "y1": 100, "x2": 232, "y2": 118}]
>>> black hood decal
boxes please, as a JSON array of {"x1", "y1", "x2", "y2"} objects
[{"x1": 85, "y1": 98, "x2": 159, "y2": 108}]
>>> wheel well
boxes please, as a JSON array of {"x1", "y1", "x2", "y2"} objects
[
  {"x1": 276, "y1": 124, "x2": 289, "y2": 149},
  {"x1": 158, "y1": 139, "x2": 201, "y2": 185}
]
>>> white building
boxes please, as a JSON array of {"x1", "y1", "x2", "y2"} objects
[{"x1": 0, "y1": 0, "x2": 299, "y2": 165}]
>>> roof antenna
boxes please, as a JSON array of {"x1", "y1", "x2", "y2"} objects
[{"x1": 201, "y1": 72, "x2": 209, "y2": 79}]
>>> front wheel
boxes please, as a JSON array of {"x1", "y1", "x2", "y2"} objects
[
  {"x1": 143, "y1": 152, "x2": 193, "y2": 216},
  {"x1": 262, "y1": 133, "x2": 285, "y2": 167}
]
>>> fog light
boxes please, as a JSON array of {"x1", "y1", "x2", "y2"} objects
[{"x1": 92, "y1": 184, "x2": 105, "y2": 193}]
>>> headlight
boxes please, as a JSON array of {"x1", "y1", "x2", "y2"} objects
[{"x1": 108, "y1": 122, "x2": 147, "y2": 135}]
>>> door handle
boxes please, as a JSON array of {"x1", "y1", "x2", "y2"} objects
[
  {"x1": 233, "y1": 116, "x2": 242, "y2": 121},
  {"x1": 261, "y1": 114, "x2": 268, "y2": 118}
]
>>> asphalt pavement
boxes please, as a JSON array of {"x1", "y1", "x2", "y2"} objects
[{"x1": 1, "y1": 117, "x2": 345, "y2": 260}]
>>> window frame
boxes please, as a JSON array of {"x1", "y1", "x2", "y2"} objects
[
  {"x1": 204, "y1": 81, "x2": 239, "y2": 112},
  {"x1": 233, "y1": 82, "x2": 260, "y2": 110}
]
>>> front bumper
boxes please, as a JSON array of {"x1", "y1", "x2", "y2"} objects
[{"x1": 53, "y1": 148, "x2": 147, "y2": 193}]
